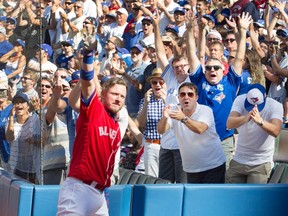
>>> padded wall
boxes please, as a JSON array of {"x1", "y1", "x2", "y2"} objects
[
  {"x1": 132, "y1": 184, "x2": 184, "y2": 216},
  {"x1": 182, "y1": 184, "x2": 288, "y2": 216}
]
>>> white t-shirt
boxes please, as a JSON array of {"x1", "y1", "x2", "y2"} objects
[
  {"x1": 169, "y1": 103, "x2": 226, "y2": 172},
  {"x1": 231, "y1": 95, "x2": 283, "y2": 166}
]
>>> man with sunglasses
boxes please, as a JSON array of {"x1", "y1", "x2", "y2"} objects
[
  {"x1": 158, "y1": 82, "x2": 226, "y2": 183},
  {"x1": 137, "y1": 68, "x2": 166, "y2": 177},
  {"x1": 186, "y1": 13, "x2": 252, "y2": 169}
]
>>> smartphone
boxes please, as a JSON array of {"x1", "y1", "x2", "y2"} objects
[{"x1": 170, "y1": 104, "x2": 179, "y2": 111}]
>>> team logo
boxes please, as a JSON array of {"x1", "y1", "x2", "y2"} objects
[
  {"x1": 213, "y1": 92, "x2": 226, "y2": 104},
  {"x1": 250, "y1": 97, "x2": 259, "y2": 104}
]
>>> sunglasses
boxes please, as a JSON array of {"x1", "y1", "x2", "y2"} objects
[
  {"x1": 208, "y1": 38, "x2": 219, "y2": 42},
  {"x1": 179, "y1": 92, "x2": 194, "y2": 98},
  {"x1": 41, "y1": 84, "x2": 52, "y2": 89},
  {"x1": 205, "y1": 65, "x2": 222, "y2": 71},
  {"x1": 224, "y1": 38, "x2": 236, "y2": 43},
  {"x1": 74, "y1": 5, "x2": 82, "y2": 9},
  {"x1": 228, "y1": 55, "x2": 235, "y2": 60},
  {"x1": 21, "y1": 77, "x2": 33, "y2": 81},
  {"x1": 142, "y1": 22, "x2": 152, "y2": 26},
  {"x1": 6, "y1": 21, "x2": 15, "y2": 25},
  {"x1": 106, "y1": 40, "x2": 115, "y2": 45},
  {"x1": 151, "y1": 80, "x2": 165, "y2": 85},
  {"x1": 65, "y1": 2, "x2": 73, "y2": 5},
  {"x1": 83, "y1": 21, "x2": 92, "y2": 25}
]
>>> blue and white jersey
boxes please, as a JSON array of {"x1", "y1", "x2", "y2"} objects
[
  {"x1": 238, "y1": 69, "x2": 252, "y2": 96},
  {"x1": 187, "y1": 64, "x2": 241, "y2": 141}
]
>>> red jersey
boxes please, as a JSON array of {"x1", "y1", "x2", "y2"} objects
[{"x1": 68, "y1": 93, "x2": 121, "y2": 188}]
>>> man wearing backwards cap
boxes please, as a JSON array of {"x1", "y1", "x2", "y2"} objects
[{"x1": 226, "y1": 84, "x2": 283, "y2": 183}]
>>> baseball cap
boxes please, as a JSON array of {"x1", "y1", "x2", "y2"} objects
[
  {"x1": 203, "y1": 14, "x2": 215, "y2": 24},
  {"x1": 106, "y1": 12, "x2": 116, "y2": 19},
  {"x1": 174, "y1": 7, "x2": 185, "y2": 14},
  {"x1": 116, "y1": 8, "x2": 128, "y2": 17},
  {"x1": 161, "y1": 35, "x2": 173, "y2": 42},
  {"x1": 207, "y1": 30, "x2": 222, "y2": 41},
  {"x1": 12, "y1": 92, "x2": 30, "y2": 104},
  {"x1": 0, "y1": 16, "x2": 6, "y2": 22},
  {"x1": 37, "y1": 43, "x2": 53, "y2": 57},
  {"x1": 131, "y1": 44, "x2": 144, "y2": 52},
  {"x1": 254, "y1": 19, "x2": 264, "y2": 28},
  {"x1": 70, "y1": 70, "x2": 80, "y2": 83},
  {"x1": 61, "y1": 39, "x2": 74, "y2": 47},
  {"x1": 276, "y1": 19, "x2": 287, "y2": 28},
  {"x1": 86, "y1": 17, "x2": 97, "y2": 26},
  {"x1": 15, "y1": 39, "x2": 25, "y2": 48},
  {"x1": 6, "y1": 17, "x2": 16, "y2": 25},
  {"x1": 244, "y1": 84, "x2": 266, "y2": 112},
  {"x1": 142, "y1": 16, "x2": 153, "y2": 23},
  {"x1": 165, "y1": 24, "x2": 179, "y2": 35},
  {"x1": 276, "y1": 29, "x2": 288, "y2": 38}
]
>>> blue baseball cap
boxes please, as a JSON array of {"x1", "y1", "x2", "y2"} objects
[
  {"x1": 0, "y1": 16, "x2": 6, "y2": 22},
  {"x1": 70, "y1": 70, "x2": 80, "y2": 83},
  {"x1": 203, "y1": 14, "x2": 215, "y2": 24},
  {"x1": 6, "y1": 17, "x2": 16, "y2": 25},
  {"x1": 12, "y1": 92, "x2": 30, "y2": 104},
  {"x1": 244, "y1": 84, "x2": 266, "y2": 112},
  {"x1": 165, "y1": 24, "x2": 179, "y2": 35},
  {"x1": 61, "y1": 39, "x2": 74, "y2": 47},
  {"x1": 131, "y1": 44, "x2": 144, "y2": 52},
  {"x1": 37, "y1": 43, "x2": 53, "y2": 57},
  {"x1": 142, "y1": 16, "x2": 153, "y2": 23},
  {"x1": 276, "y1": 29, "x2": 288, "y2": 38},
  {"x1": 16, "y1": 39, "x2": 25, "y2": 47},
  {"x1": 254, "y1": 19, "x2": 264, "y2": 28},
  {"x1": 174, "y1": 7, "x2": 185, "y2": 14}
]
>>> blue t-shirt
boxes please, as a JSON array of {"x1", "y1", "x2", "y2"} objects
[
  {"x1": 188, "y1": 65, "x2": 241, "y2": 140},
  {"x1": 55, "y1": 53, "x2": 75, "y2": 69}
]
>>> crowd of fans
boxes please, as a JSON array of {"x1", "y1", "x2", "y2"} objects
[{"x1": 0, "y1": 0, "x2": 287, "y2": 184}]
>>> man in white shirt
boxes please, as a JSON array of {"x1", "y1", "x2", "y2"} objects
[{"x1": 226, "y1": 84, "x2": 283, "y2": 183}]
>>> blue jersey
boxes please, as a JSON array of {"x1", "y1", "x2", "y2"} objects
[
  {"x1": 0, "y1": 103, "x2": 13, "y2": 162},
  {"x1": 55, "y1": 54, "x2": 75, "y2": 69},
  {"x1": 238, "y1": 69, "x2": 252, "y2": 96},
  {"x1": 188, "y1": 65, "x2": 241, "y2": 140}
]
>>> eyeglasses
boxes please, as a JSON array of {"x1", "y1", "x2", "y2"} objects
[
  {"x1": 207, "y1": 38, "x2": 219, "y2": 42},
  {"x1": 83, "y1": 21, "x2": 92, "y2": 25},
  {"x1": 174, "y1": 64, "x2": 188, "y2": 69},
  {"x1": 130, "y1": 51, "x2": 141, "y2": 55},
  {"x1": 224, "y1": 38, "x2": 236, "y2": 43},
  {"x1": 106, "y1": 40, "x2": 115, "y2": 45},
  {"x1": 37, "y1": 6, "x2": 45, "y2": 9},
  {"x1": 65, "y1": 2, "x2": 73, "y2": 5},
  {"x1": 21, "y1": 77, "x2": 33, "y2": 81},
  {"x1": 74, "y1": 5, "x2": 82, "y2": 9},
  {"x1": 205, "y1": 65, "x2": 222, "y2": 71},
  {"x1": 179, "y1": 92, "x2": 195, "y2": 98},
  {"x1": 184, "y1": 8, "x2": 191, "y2": 11},
  {"x1": 142, "y1": 22, "x2": 152, "y2": 26},
  {"x1": 151, "y1": 80, "x2": 165, "y2": 85},
  {"x1": 41, "y1": 84, "x2": 52, "y2": 89}
]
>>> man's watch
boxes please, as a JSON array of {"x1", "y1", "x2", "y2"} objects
[{"x1": 181, "y1": 116, "x2": 189, "y2": 123}]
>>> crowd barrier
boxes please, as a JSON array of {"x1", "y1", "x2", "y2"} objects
[{"x1": 1, "y1": 168, "x2": 288, "y2": 216}]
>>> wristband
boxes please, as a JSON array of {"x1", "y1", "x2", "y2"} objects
[{"x1": 80, "y1": 69, "x2": 94, "y2": 81}]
